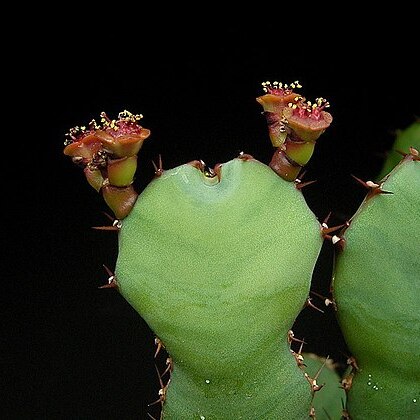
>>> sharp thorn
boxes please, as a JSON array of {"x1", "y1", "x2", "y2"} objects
[
  {"x1": 98, "y1": 282, "x2": 118, "y2": 289},
  {"x1": 147, "y1": 398, "x2": 162, "y2": 407},
  {"x1": 321, "y1": 221, "x2": 349, "y2": 236},
  {"x1": 310, "y1": 291, "x2": 337, "y2": 311},
  {"x1": 409, "y1": 147, "x2": 420, "y2": 160},
  {"x1": 298, "y1": 339, "x2": 305, "y2": 355},
  {"x1": 324, "y1": 234, "x2": 346, "y2": 251},
  {"x1": 323, "y1": 211, "x2": 332, "y2": 225},
  {"x1": 339, "y1": 350, "x2": 358, "y2": 370},
  {"x1": 161, "y1": 357, "x2": 173, "y2": 377},
  {"x1": 395, "y1": 148, "x2": 407, "y2": 157},
  {"x1": 309, "y1": 406, "x2": 316, "y2": 419},
  {"x1": 298, "y1": 169, "x2": 308, "y2": 180},
  {"x1": 295, "y1": 179, "x2": 317, "y2": 190},
  {"x1": 394, "y1": 147, "x2": 419, "y2": 162},
  {"x1": 288, "y1": 330, "x2": 307, "y2": 345},
  {"x1": 92, "y1": 226, "x2": 120, "y2": 231},
  {"x1": 314, "y1": 355, "x2": 329, "y2": 380},
  {"x1": 306, "y1": 297, "x2": 325, "y2": 314},
  {"x1": 189, "y1": 159, "x2": 205, "y2": 171},
  {"x1": 290, "y1": 348, "x2": 306, "y2": 369},
  {"x1": 152, "y1": 154, "x2": 164, "y2": 177},
  {"x1": 93, "y1": 214, "x2": 121, "y2": 231},
  {"x1": 99, "y1": 264, "x2": 118, "y2": 289},
  {"x1": 237, "y1": 152, "x2": 254, "y2": 161},
  {"x1": 154, "y1": 337, "x2": 164, "y2": 358},
  {"x1": 155, "y1": 364, "x2": 164, "y2": 389},
  {"x1": 310, "y1": 290, "x2": 329, "y2": 299},
  {"x1": 351, "y1": 174, "x2": 379, "y2": 189},
  {"x1": 346, "y1": 355, "x2": 360, "y2": 371},
  {"x1": 154, "y1": 345, "x2": 162, "y2": 359},
  {"x1": 340, "y1": 373, "x2": 354, "y2": 392},
  {"x1": 295, "y1": 169, "x2": 317, "y2": 188},
  {"x1": 149, "y1": 365, "x2": 170, "y2": 408},
  {"x1": 351, "y1": 174, "x2": 394, "y2": 197},
  {"x1": 304, "y1": 371, "x2": 325, "y2": 393},
  {"x1": 103, "y1": 264, "x2": 114, "y2": 277},
  {"x1": 161, "y1": 365, "x2": 171, "y2": 377},
  {"x1": 214, "y1": 163, "x2": 223, "y2": 182},
  {"x1": 101, "y1": 211, "x2": 115, "y2": 222}
]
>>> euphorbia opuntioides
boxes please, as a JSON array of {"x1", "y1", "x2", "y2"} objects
[
  {"x1": 63, "y1": 82, "x2": 419, "y2": 419},
  {"x1": 332, "y1": 126, "x2": 420, "y2": 419}
]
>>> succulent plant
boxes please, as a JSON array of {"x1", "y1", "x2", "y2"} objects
[
  {"x1": 63, "y1": 82, "x2": 419, "y2": 419},
  {"x1": 332, "y1": 122, "x2": 420, "y2": 419}
]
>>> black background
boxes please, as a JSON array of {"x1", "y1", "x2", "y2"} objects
[{"x1": 5, "y1": 17, "x2": 419, "y2": 419}]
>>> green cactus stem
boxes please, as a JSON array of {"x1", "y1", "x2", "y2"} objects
[
  {"x1": 116, "y1": 157, "x2": 323, "y2": 418},
  {"x1": 333, "y1": 148, "x2": 420, "y2": 419},
  {"x1": 257, "y1": 81, "x2": 332, "y2": 181}
]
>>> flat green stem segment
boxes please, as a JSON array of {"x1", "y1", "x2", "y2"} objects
[
  {"x1": 334, "y1": 159, "x2": 420, "y2": 419},
  {"x1": 116, "y1": 158, "x2": 322, "y2": 419}
]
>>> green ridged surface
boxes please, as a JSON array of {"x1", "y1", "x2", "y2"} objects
[
  {"x1": 334, "y1": 158, "x2": 420, "y2": 419},
  {"x1": 116, "y1": 158, "x2": 323, "y2": 418}
]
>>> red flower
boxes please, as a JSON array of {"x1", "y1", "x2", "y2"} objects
[
  {"x1": 256, "y1": 81, "x2": 302, "y2": 113},
  {"x1": 63, "y1": 111, "x2": 149, "y2": 218},
  {"x1": 64, "y1": 110, "x2": 150, "y2": 161},
  {"x1": 63, "y1": 128, "x2": 103, "y2": 162},
  {"x1": 95, "y1": 111, "x2": 150, "y2": 158},
  {"x1": 283, "y1": 97, "x2": 333, "y2": 142}
]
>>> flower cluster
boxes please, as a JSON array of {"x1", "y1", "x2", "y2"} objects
[
  {"x1": 63, "y1": 110, "x2": 150, "y2": 218},
  {"x1": 283, "y1": 96, "x2": 332, "y2": 142},
  {"x1": 257, "y1": 81, "x2": 333, "y2": 181},
  {"x1": 64, "y1": 110, "x2": 150, "y2": 162},
  {"x1": 257, "y1": 80, "x2": 302, "y2": 114}
]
